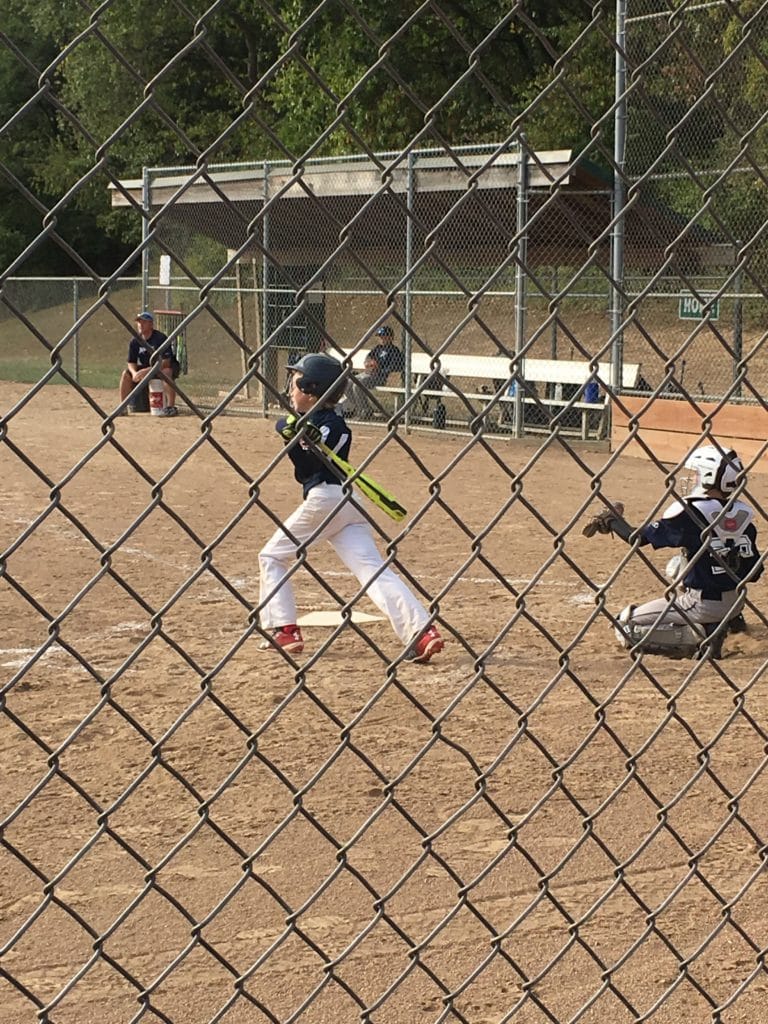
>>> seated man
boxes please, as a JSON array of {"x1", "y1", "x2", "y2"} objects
[
  {"x1": 344, "y1": 325, "x2": 403, "y2": 420},
  {"x1": 119, "y1": 312, "x2": 179, "y2": 416}
]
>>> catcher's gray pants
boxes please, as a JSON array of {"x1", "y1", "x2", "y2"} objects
[
  {"x1": 617, "y1": 588, "x2": 743, "y2": 656},
  {"x1": 630, "y1": 587, "x2": 741, "y2": 628},
  {"x1": 259, "y1": 482, "x2": 430, "y2": 643}
]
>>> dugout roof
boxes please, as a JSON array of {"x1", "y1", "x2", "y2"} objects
[{"x1": 110, "y1": 148, "x2": 733, "y2": 272}]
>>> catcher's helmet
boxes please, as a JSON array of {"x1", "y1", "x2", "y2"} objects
[
  {"x1": 286, "y1": 353, "x2": 344, "y2": 397},
  {"x1": 685, "y1": 445, "x2": 744, "y2": 494},
  {"x1": 375, "y1": 325, "x2": 394, "y2": 337}
]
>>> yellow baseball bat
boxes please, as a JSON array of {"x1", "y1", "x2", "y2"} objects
[{"x1": 317, "y1": 441, "x2": 407, "y2": 522}]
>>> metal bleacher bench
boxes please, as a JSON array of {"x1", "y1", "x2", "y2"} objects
[{"x1": 340, "y1": 348, "x2": 639, "y2": 440}]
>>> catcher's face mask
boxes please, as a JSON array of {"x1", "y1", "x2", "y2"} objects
[
  {"x1": 682, "y1": 446, "x2": 744, "y2": 496},
  {"x1": 681, "y1": 464, "x2": 711, "y2": 497}
]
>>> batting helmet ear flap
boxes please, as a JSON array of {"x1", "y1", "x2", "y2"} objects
[{"x1": 294, "y1": 375, "x2": 317, "y2": 396}]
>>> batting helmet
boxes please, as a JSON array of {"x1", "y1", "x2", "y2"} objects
[
  {"x1": 286, "y1": 353, "x2": 345, "y2": 397},
  {"x1": 685, "y1": 445, "x2": 744, "y2": 494},
  {"x1": 375, "y1": 325, "x2": 394, "y2": 337}
]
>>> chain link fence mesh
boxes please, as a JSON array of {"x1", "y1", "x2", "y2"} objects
[
  {"x1": 622, "y1": 0, "x2": 768, "y2": 402},
  {"x1": 136, "y1": 146, "x2": 621, "y2": 422},
  {"x1": 2, "y1": 2, "x2": 768, "y2": 1022}
]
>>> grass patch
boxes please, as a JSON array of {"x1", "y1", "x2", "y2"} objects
[{"x1": 0, "y1": 361, "x2": 117, "y2": 389}]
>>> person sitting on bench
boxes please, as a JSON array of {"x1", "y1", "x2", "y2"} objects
[{"x1": 343, "y1": 325, "x2": 404, "y2": 420}]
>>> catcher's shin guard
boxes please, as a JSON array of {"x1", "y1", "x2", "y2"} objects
[{"x1": 614, "y1": 605, "x2": 706, "y2": 659}]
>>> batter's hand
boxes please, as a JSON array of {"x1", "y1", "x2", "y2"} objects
[
  {"x1": 279, "y1": 414, "x2": 322, "y2": 444},
  {"x1": 278, "y1": 414, "x2": 300, "y2": 441},
  {"x1": 302, "y1": 421, "x2": 322, "y2": 444},
  {"x1": 582, "y1": 501, "x2": 624, "y2": 538}
]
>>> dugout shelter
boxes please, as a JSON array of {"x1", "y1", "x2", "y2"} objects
[{"x1": 109, "y1": 144, "x2": 738, "y2": 440}]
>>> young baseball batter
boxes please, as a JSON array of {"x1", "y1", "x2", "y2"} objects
[
  {"x1": 258, "y1": 352, "x2": 444, "y2": 663},
  {"x1": 583, "y1": 445, "x2": 762, "y2": 658}
]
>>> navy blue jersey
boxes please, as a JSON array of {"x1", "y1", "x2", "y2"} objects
[
  {"x1": 127, "y1": 329, "x2": 170, "y2": 368},
  {"x1": 640, "y1": 495, "x2": 762, "y2": 597},
  {"x1": 366, "y1": 342, "x2": 403, "y2": 385},
  {"x1": 277, "y1": 406, "x2": 351, "y2": 497}
]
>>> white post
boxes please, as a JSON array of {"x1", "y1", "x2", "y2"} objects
[
  {"x1": 235, "y1": 257, "x2": 250, "y2": 399},
  {"x1": 252, "y1": 256, "x2": 263, "y2": 405},
  {"x1": 141, "y1": 167, "x2": 150, "y2": 313}
]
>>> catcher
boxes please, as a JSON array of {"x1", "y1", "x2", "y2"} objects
[{"x1": 583, "y1": 446, "x2": 762, "y2": 658}]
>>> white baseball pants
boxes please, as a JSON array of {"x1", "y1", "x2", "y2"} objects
[{"x1": 258, "y1": 483, "x2": 431, "y2": 643}]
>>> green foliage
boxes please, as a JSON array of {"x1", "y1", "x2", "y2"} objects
[
  {"x1": 517, "y1": 11, "x2": 615, "y2": 162},
  {"x1": 3, "y1": 1, "x2": 606, "y2": 275},
  {"x1": 624, "y1": 1, "x2": 768, "y2": 279},
  {"x1": 6, "y1": 0, "x2": 764, "y2": 280}
]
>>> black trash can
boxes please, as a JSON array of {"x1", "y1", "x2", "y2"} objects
[{"x1": 128, "y1": 383, "x2": 150, "y2": 413}]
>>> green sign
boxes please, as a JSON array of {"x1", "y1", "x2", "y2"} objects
[{"x1": 679, "y1": 293, "x2": 720, "y2": 321}]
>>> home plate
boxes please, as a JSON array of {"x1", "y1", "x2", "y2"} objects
[{"x1": 297, "y1": 610, "x2": 384, "y2": 627}]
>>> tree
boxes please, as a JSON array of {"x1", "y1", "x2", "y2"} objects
[{"x1": 2, "y1": 0, "x2": 603, "y2": 274}]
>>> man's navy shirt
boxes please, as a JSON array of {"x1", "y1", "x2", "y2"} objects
[{"x1": 128, "y1": 329, "x2": 170, "y2": 368}]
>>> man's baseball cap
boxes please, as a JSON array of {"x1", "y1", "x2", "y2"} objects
[{"x1": 136, "y1": 311, "x2": 154, "y2": 321}]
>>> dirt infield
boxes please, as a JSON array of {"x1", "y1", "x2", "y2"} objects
[{"x1": 2, "y1": 380, "x2": 768, "y2": 1024}]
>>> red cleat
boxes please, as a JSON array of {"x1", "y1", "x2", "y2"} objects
[
  {"x1": 405, "y1": 626, "x2": 444, "y2": 663},
  {"x1": 259, "y1": 626, "x2": 304, "y2": 654}
]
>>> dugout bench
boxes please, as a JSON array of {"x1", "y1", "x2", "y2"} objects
[{"x1": 340, "y1": 347, "x2": 639, "y2": 440}]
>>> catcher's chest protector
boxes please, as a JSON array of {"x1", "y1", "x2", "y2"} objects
[{"x1": 689, "y1": 497, "x2": 755, "y2": 573}]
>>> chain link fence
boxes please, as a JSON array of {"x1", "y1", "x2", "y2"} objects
[
  {"x1": 621, "y1": 0, "x2": 768, "y2": 403},
  {"x1": 137, "y1": 146, "x2": 619, "y2": 418},
  {"x1": 2, "y1": 2, "x2": 768, "y2": 1023}
]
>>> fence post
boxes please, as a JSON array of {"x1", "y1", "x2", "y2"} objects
[
  {"x1": 261, "y1": 163, "x2": 271, "y2": 417},
  {"x1": 733, "y1": 243, "x2": 743, "y2": 398},
  {"x1": 73, "y1": 280, "x2": 80, "y2": 383},
  {"x1": 551, "y1": 267, "x2": 558, "y2": 360},
  {"x1": 252, "y1": 257, "x2": 263, "y2": 405},
  {"x1": 610, "y1": 0, "x2": 626, "y2": 399},
  {"x1": 141, "y1": 167, "x2": 150, "y2": 314},
  {"x1": 611, "y1": 0, "x2": 628, "y2": 398},
  {"x1": 404, "y1": 149, "x2": 415, "y2": 431},
  {"x1": 514, "y1": 138, "x2": 529, "y2": 439},
  {"x1": 235, "y1": 258, "x2": 250, "y2": 399}
]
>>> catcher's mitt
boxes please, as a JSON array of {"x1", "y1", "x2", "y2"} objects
[{"x1": 582, "y1": 501, "x2": 624, "y2": 538}]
